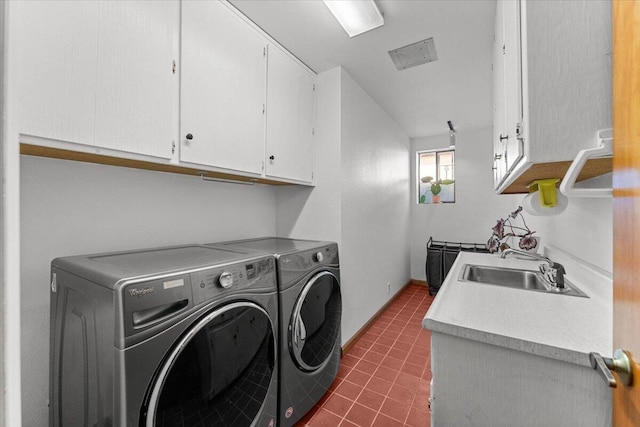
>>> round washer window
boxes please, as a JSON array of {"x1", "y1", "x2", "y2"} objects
[
  {"x1": 145, "y1": 302, "x2": 276, "y2": 427},
  {"x1": 290, "y1": 271, "x2": 342, "y2": 371}
]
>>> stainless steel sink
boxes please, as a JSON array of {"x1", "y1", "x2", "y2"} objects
[{"x1": 459, "y1": 264, "x2": 588, "y2": 298}]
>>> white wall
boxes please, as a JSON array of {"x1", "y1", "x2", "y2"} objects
[
  {"x1": 20, "y1": 156, "x2": 277, "y2": 426},
  {"x1": 339, "y1": 69, "x2": 411, "y2": 343},
  {"x1": 530, "y1": 199, "x2": 612, "y2": 273},
  {"x1": 410, "y1": 128, "x2": 521, "y2": 280}
]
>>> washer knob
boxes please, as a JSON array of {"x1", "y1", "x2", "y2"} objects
[
  {"x1": 314, "y1": 251, "x2": 324, "y2": 263},
  {"x1": 218, "y1": 271, "x2": 233, "y2": 288}
]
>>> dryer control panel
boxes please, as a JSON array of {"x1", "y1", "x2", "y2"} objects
[
  {"x1": 191, "y1": 256, "x2": 276, "y2": 306},
  {"x1": 279, "y1": 244, "x2": 339, "y2": 286}
]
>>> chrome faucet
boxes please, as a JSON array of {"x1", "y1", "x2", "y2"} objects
[{"x1": 500, "y1": 248, "x2": 566, "y2": 288}]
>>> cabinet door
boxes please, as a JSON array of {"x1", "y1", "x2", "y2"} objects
[
  {"x1": 503, "y1": 0, "x2": 524, "y2": 174},
  {"x1": 180, "y1": 1, "x2": 266, "y2": 175},
  {"x1": 13, "y1": 1, "x2": 99, "y2": 146},
  {"x1": 492, "y1": 0, "x2": 508, "y2": 187},
  {"x1": 265, "y1": 44, "x2": 315, "y2": 183},
  {"x1": 94, "y1": 1, "x2": 179, "y2": 159}
]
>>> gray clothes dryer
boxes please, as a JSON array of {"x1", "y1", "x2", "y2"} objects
[
  {"x1": 50, "y1": 245, "x2": 279, "y2": 427},
  {"x1": 209, "y1": 238, "x2": 342, "y2": 427}
]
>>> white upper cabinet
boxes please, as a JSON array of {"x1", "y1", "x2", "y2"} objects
[
  {"x1": 492, "y1": 0, "x2": 507, "y2": 185},
  {"x1": 12, "y1": 0, "x2": 315, "y2": 185},
  {"x1": 94, "y1": 1, "x2": 179, "y2": 159},
  {"x1": 13, "y1": 1, "x2": 100, "y2": 146},
  {"x1": 493, "y1": 0, "x2": 523, "y2": 188},
  {"x1": 180, "y1": 1, "x2": 266, "y2": 175},
  {"x1": 493, "y1": 0, "x2": 612, "y2": 193},
  {"x1": 265, "y1": 44, "x2": 315, "y2": 183},
  {"x1": 502, "y1": 0, "x2": 523, "y2": 178},
  {"x1": 13, "y1": 1, "x2": 179, "y2": 159}
]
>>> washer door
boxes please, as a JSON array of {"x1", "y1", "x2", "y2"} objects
[
  {"x1": 289, "y1": 271, "x2": 342, "y2": 372},
  {"x1": 145, "y1": 302, "x2": 276, "y2": 427}
]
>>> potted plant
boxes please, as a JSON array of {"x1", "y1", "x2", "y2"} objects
[
  {"x1": 420, "y1": 176, "x2": 453, "y2": 204},
  {"x1": 429, "y1": 181, "x2": 442, "y2": 203},
  {"x1": 486, "y1": 206, "x2": 539, "y2": 253}
]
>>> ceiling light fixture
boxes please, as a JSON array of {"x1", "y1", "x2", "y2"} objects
[
  {"x1": 322, "y1": 0, "x2": 384, "y2": 38},
  {"x1": 448, "y1": 121, "x2": 456, "y2": 148}
]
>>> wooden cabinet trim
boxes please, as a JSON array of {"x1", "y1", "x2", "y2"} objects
[
  {"x1": 20, "y1": 144, "x2": 293, "y2": 186},
  {"x1": 500, "y1": 158, "x2": 612, "y2": 194}
]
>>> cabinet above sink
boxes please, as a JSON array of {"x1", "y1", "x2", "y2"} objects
[{"x1": 492, "y1": 0, "x2": 612, "y2": 194}]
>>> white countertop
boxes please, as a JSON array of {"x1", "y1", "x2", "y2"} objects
[{"x1": 422, "y1": 246, "x2": 612, "y2": 367}]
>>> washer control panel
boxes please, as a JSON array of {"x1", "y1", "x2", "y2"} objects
[
  {"x1": 190, "y1": 256, "x2": 276, "y2": 305},
  {"x1": 218, "y1": 271, "x2": 234, "y2": 288}
]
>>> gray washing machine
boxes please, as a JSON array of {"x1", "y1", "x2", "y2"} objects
[
  {"x1": 208, "y1": 238, "x2": 342, "y2": 427},
  {"x1": 50, "y1": 244, "x2": 279, "y2": 427}
]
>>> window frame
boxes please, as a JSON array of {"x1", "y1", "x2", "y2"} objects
[{"x1": 416, "y1": 148, "x2": 456, "y2": 204}]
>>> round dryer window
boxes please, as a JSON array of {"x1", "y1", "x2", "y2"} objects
[
  {"x1": 290, "y1": 271, "x2": 342, "y2": 371},
  {"x1": 145, "y1": 302, "x2": 276, "y2": 427}
]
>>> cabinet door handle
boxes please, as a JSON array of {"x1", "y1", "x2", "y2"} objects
[
  {"x1": 590, "y1": 349, "x2": 635, "y2": 388},
  {"x1": 185, "y1": 133, "x2": 194, "y2": 141},
  {"x1": 494, "y1": 154, "x2": 502, "y2": 160},
  {"x1": 499, "y1": 134, "x2": 509, "y2": 141},
  {"x1": 269, "y1": 155, "x2": 275, "y2": 160}
]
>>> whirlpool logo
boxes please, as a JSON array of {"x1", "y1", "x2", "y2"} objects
[{"x1": 128, "y1": 287, "x2": 154, "y2": 298}]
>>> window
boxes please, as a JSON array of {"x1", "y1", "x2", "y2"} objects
[{"x1": 417, "y1": 149, "x2": 455, "y2": 204}]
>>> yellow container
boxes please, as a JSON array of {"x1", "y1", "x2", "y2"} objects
[{"x1": 528, "y1": 178, "x2": 560, "y2": 207}]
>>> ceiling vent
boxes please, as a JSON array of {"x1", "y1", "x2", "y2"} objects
[{"x1": 388, "y1": 37, "x2": 438, "y2": 71}]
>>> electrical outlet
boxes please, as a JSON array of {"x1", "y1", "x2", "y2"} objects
[{"x1": 386, "y1": 282, "x2": 391, "y2": 294}]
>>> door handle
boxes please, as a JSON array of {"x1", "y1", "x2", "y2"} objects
[
  {"x1": 294, "y1": 316, "x2": 307, "y2": 350},
  {"x1": 297, "y1": 316, "x2": 306, "y2": 345},
  {"x1": 589, "y1": 349, "x2": 635, "y2": 388}
]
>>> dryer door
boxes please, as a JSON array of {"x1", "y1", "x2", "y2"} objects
[
  {"x1": 144, "y1": 302, "x2": 276, "y2": 427},
  {"x1": 290, "y1": 271, "x2": 342, "y2": 371}
]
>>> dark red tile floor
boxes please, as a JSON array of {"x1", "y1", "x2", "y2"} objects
[{"x1": 297, "y1": 284, "x2": 435, "y2": 427}]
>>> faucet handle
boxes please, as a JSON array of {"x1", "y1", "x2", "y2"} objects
[
  {"x1": 538, "y1": 262, "x2": 566, "y2": 288},
  {"x1": 539, "y1": 263, "x2": 556, "y2": 284},
  {"x1": 551, "y1": 262, "x2": 566, "y2": 288},
  {"x1": 552, "y1": 262, "x2": 566, "y2": 274}
]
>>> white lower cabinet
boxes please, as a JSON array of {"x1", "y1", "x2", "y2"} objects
[{"x1": 430, "y1": 332, "x2": 611, "y2": 427}]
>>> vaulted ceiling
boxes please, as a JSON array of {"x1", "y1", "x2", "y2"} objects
[{"x1": 230, "y1": 0, "x2": 496, "y2": 138}]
